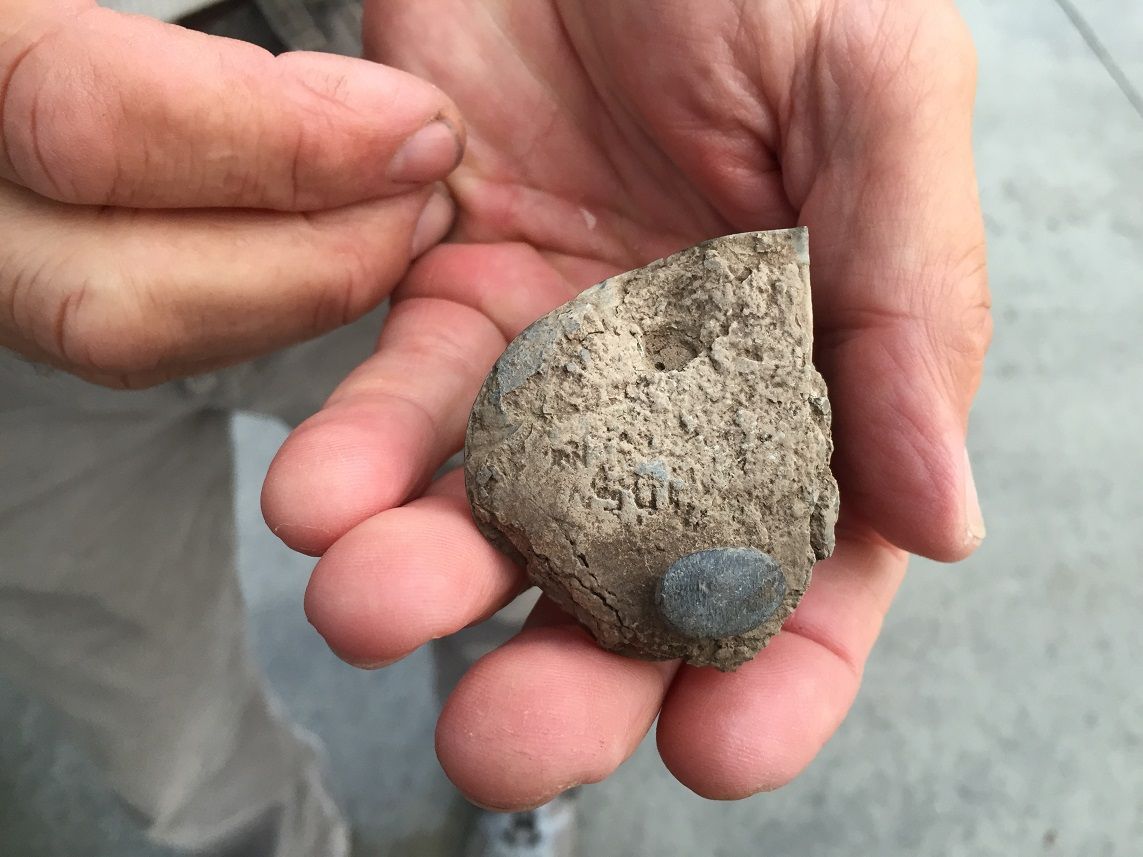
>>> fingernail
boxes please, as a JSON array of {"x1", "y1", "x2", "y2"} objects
[
  {"x1": 964, "y1": 447, "x2": 986, "y2": 546},
  {"x1": 343, "y1": 653, "x2": 402, "y2": 670},
  {"x1": 353, "y1": 658, "x2": 400, "y2": 670},
  {"x1": 325, "y1": 642, "x2": 403, "y2": 670},
  {"x1": 411, "y1": 185, "x2": 455, "y2": 258},
  {"x1": 390, "y1": 118, "x2": 463, "y2": 184}
]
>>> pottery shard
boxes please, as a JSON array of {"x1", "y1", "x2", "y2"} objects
[{"x1": 464, "y1": 229, "x2": 838, "y2": 670}]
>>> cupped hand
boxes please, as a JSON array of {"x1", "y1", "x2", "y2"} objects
[
  {"x1": 264, "y1": 0, "x2": 991, "y2": 807},
  {"x1": 0, "y1": 0, "x2": 463, "y2": 387}
]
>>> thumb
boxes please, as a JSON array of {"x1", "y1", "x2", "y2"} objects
[
  {"x1": 0, "y1": 0, "x2": 463, "y2": 210},
  {"x1": 791, "y1": 7, "x2": 992, "y2": 562}
]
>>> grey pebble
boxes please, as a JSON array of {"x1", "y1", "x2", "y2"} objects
[{"x1": 655, "y1": 547, "x2": 787, "y2": 639}]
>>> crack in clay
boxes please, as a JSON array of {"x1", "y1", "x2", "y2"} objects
[{"x1": 571, "y1": 551, "x2": 628, "y2": 625}]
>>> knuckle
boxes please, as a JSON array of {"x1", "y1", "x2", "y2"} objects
[
  {"x1": 939, "y1": 245, "x2": 992, "y2": 366},
  {"x1": 285, "y1": 116, "x2": 345, "y2": 211},
  {"x1": 274, "y1": 53, "x2": 392, "y2": 210},
  {"x1": 2, "y1": 252, "x2": 53, "y2": 354},
  {"x1": 961, "y1": 297, "x2": 993, "y2": 364},
  {"x1": 901, "y1": 234, "x2": 991, "y2": 362},
  {"x1": 1, "y1": 217, "x2": 171, "y2": 385},
  {"x1": 0, "y1": 24, "x2": 60, "y2": 191},
  {"x1": 43, "y1": 267, "x2": 163, "y2": 377},
  {"x1": 0, "y1": 13, "x2": 121, "y2": 203},
  {"x1": 305, "y1": 232, "x2": 389, "y2": 335},
  {"x1": 306, "y1": 273, "x2": 355, "y2": 337}
]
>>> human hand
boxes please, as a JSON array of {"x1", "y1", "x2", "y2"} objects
[
  {"x1": 0, "y1": 0, "x2": 462, "y2": 387},
  {"x1": 263, "y1": 0, "x2": 991, "y2": 807}
]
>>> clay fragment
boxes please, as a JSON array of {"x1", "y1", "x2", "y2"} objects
[{"x1": 464, "y1": 229, "x2": 838, "y2": 670}]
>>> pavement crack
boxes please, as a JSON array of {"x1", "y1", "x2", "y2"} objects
[{"x1": 1053, "y1": 0, "x2": 1143, "y2": 122}]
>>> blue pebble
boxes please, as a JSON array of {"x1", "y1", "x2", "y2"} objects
[{"x1": 655, "y1": 548, "x2": 786, "y2": 638}]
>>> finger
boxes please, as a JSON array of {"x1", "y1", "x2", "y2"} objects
[
  {"x1": 790, "y1": 14, "x2": 991, "y2": 561},
  {"x1": 0, "y1": 179, "x2": 454, "y2": 384},
  {"x1": 302, "y1": 470, "x2": 527, "y2": 669},
  {"x1": 0, "y1": 2, "x2": 463, "y2": 209},
  {"x1": 656, "y1": 528, "x2": 907, "y2": 798},
  {"x1": 262, "y1": 242, "x2": 577, "y2": 555},
  {"x1": 436, "y1": 599, "x2": 677, "y2": 810}
]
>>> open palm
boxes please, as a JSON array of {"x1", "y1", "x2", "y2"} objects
[{"x1": 263, "y1": 0, "x2": 990, "y2": 808}]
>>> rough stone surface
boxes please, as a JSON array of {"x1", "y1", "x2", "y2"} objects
[{"x1": 464, "y1": 229, "x2": 838, "y2": 670}]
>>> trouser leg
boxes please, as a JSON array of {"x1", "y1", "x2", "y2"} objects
[{"x1": 0, "y1": 356, "x2": 349, "y2": 856}]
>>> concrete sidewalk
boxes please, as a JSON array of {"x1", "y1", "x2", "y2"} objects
[{"x1": 2, "y1": 0, "x2": 1140, "y2": 854}]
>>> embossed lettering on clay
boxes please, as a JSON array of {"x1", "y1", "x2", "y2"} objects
[{"x1": 464, "y1": 229, "x2": 838, "y2": 670}]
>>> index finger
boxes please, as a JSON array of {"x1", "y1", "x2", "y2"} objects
[
  {"x1": 0, "y1": 2, "x2": 463, "y2": 209},
  {"x1": 262, "y1": 242, "x2": 578, "y2": 555}
]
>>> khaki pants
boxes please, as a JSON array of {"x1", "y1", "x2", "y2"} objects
[{"x1": 0, "y1": 313, "x2": 528, "y2": 855}]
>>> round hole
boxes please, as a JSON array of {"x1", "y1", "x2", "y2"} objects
[{"x1": 644, "y1": 329, "x2": 701, "y2": 372}]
